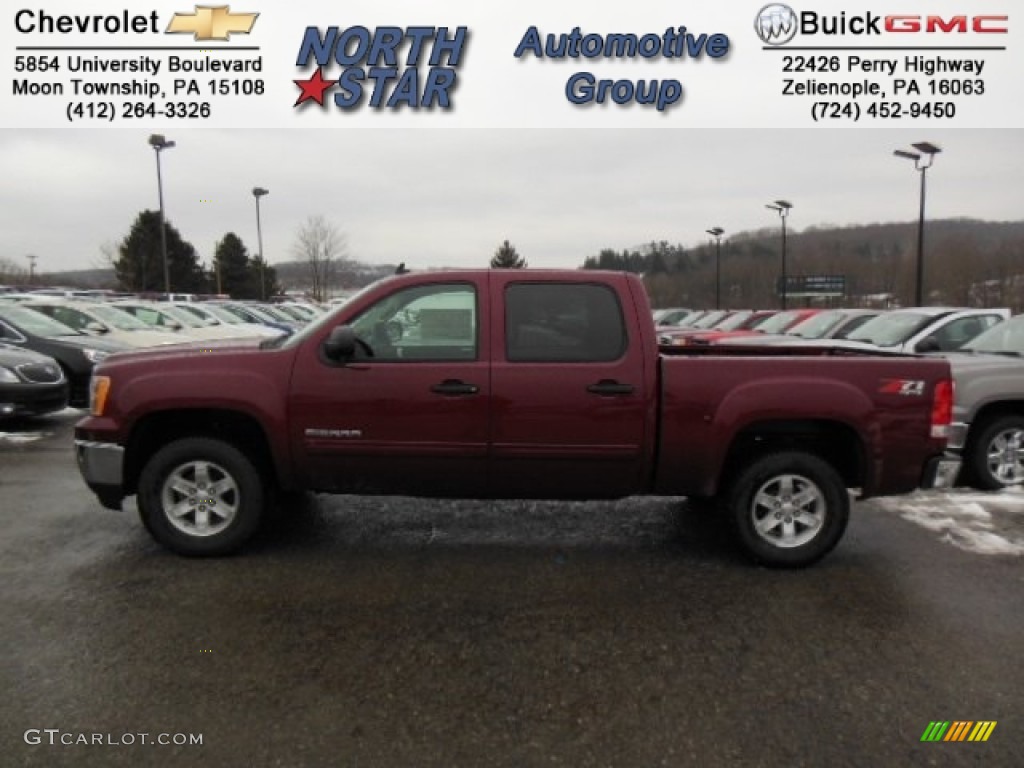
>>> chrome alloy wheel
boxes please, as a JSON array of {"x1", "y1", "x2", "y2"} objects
[
  {"x1": 160, "y1": 460, "x2": 239, "y2": 537},
  {"x1": 750, "y1": 474, "x2": 826, "y2": 549},
  {"x1": 985, "y1": 427, "x2": 1024, "y2": 486}
]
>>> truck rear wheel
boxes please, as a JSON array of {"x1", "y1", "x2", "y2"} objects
[
  {"x1": 725, "y1": 452, "x2": 849, "y2": 568},
  {"x1": 137, "y1": 437, "x2": 265, "y2": 556}
]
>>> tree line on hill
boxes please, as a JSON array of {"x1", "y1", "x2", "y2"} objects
[{"x1": 581, "y1": 219, "x2": 1024, "y2": 311}]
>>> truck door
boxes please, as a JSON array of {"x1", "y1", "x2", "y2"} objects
[
  {"x1": 288, "y1": 278, "x2": 489, "y2": 497},
  {"x1": 488, "y1": 275, "x2": 649, "y2": 499}
]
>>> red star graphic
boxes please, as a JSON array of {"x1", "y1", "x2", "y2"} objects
[{"x1": 294, "y1": 68, "x2": 334, "y2": 107}]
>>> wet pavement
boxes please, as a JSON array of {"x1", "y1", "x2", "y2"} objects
[{"x1": 2, "y1": 411, "x2": 1021, "y2": 767}]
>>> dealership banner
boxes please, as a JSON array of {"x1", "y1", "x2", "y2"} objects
[{"x1": 1, "y1": 0, "x2": 1020, "y2": 128}]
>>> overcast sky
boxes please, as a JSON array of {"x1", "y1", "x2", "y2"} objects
[{"x1": 1, "y1": 127, "x2": 1022, "y2": 275}]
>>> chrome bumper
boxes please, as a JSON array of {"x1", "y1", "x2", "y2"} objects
[
  {"x1": 75, "y1": 440, "x2": 125, "y2": 504},
  {"x1": 923, "y1": 455, "x2": 962, "y2": 489},
  {"x1": 947, "y1": 422, "x2": 969, "y2": 452}
]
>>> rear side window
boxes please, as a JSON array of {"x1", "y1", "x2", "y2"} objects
[{"x1": 505, "y1": 283, "x2": 627, "y2": 362}]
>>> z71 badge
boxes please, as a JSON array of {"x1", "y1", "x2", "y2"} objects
[{"x1": 879, "y1": 379, "x2": 926, "y2": 396}]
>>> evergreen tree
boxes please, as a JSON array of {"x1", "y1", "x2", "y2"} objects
[
  {"x1": 491, "y1": 240, "x2": 527, "y2": 269},
  {"x1": 213, "y1": 233, "x2": 252, "y2": 297},
  {"x1": 114, "y1": 210, "x2": 207, "y2": 294},
  {"x1": 249, "y1": 255, "x2": 282, "y2": 300}
]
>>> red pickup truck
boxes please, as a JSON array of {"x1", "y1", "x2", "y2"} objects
[{"x1": 75, "y1": 270, "x2": 959, "y2": 567}]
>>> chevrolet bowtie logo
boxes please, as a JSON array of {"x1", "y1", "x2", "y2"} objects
[{"x1": 166, "y1": 5, "x2": 258, "y2": 41}]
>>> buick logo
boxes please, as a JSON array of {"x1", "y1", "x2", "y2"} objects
[{"x1": 756, "y1": 3, "x2": 798, "y2": 45}]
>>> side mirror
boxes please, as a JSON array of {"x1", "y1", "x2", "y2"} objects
[
  {"x1": 85, "y1": 321, "x2": 108, "y2": 334},
  {"x1": 915, "y1": 336, "x2": 941, "y2": 353},
  {"x1": 167, "y1": 320, "x2": 183, "y2": 331},
  {"x1": 324, "y1": 325, "x2": 357, "y2": 361}
]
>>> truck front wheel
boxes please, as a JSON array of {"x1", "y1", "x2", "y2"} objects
[
  {"x1": 725, "y1": 452, "x2": 849, "y2": 568},
  {"x1": 966, "y1": 416, "x2": 1024, "y2": 490},
  {"x1": 137, "y1": 437, "x2": 265, "y2": 556}
]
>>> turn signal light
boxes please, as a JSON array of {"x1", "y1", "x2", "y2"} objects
[{"x1": 90, "y1": 376, "x2": 111, "y2": 417}]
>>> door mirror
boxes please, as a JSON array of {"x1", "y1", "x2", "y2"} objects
[
  {"x1": 85, "y1": 321, "x2": 108, "y2": 335},
  {"x1": 915, "y1": 336, "x2": 941, "y2": 353},
  {"x1": 324, "y1": 325, "x2": 357, "y2": 361}
]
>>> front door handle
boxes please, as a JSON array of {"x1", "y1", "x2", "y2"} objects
[
  {"x1": 586, "y1": 379, "x2": 635, "y2": 396},
  {"x1": 430, "y1": 379, "x2": 479, "y2": 396}
]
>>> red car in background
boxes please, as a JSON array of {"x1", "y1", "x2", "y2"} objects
[{"x1": 659, "y1": 309, "x2": 778, "y2": 346}]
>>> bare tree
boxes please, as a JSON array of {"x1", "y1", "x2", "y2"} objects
[
  {"x1": 291, "y1": 215, "x2": 347, "y2": 302},
  {"x1": 0, "y1": 256, "x2": 28, "y2": 284}
]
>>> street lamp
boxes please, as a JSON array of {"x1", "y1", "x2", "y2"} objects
[
  {"x1": 252, "y1": 186, "x2": 269, "y2": 300},
  {"x1": 148, "y1": 134, "x2": 175, "y2": 295},
  {"x1": 894, "y1": 141, "x2": 941, "y2": 306},
  {"x1": 765, "y1": 200, "x2": 793, "y2": 309},
  {"x1": 706, "y1": 227, "x2": 724, "y2": 309}
]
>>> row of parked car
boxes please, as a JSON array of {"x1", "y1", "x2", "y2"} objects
[
  {"x1": 654, "y1": 304, "x2": 1024, "y2": 491},
  {"x1": 0, "y1": 294, "x2": 326, "y2": 417}
]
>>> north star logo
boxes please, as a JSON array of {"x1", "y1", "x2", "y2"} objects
[
  {"x1": 293, "y1": 26, "x2": 467, "y2": 111},
  {"x1": 166, "y1": 5, "x2": 258, "y2": 41}
]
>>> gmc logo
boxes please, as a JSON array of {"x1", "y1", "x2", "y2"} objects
[{"x1": 885, "y1": 15, "x2": 1008, "y2": 33}]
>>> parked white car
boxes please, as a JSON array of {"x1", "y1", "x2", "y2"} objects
[
  {"x1": 791, "y1": 307, "x2": 1009, "y2": 354},
  {"x1": 21, "y1": 300, "x2": 186, "y2": 348},
  {"x1": 171, "y1": 302, "x2": 284, "y2": 339},
  {"x1": 113, "y1": 301, "x2": 262, "y2": 341}
]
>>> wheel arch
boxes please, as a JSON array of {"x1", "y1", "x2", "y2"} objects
[
  {"x1": 124, "y1": 408, "x2": 280, "y2": 496},
  {"x1": 718, "y1": 419, "x2": 867, "y2": 495}
]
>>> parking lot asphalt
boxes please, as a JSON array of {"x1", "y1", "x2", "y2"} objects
[{"x1": 2, "y1": 411, "x2": 1022, "y2": 767}]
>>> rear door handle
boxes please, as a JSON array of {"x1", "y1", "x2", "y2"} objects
[
  {"x1": 430, "y1": 379, "x2": 479, "y2": 396},
  {"x1": 586, "y1": 379, "x2": 635, "y2": 396}
]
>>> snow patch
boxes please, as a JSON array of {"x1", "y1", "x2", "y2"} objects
[{"x1": 876, "y1": 491, "x2": 1024, "y2": 556}]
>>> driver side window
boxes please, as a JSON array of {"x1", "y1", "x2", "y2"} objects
[{"x1": 349, "y1": 283, "x2": 478, "y2": 361}]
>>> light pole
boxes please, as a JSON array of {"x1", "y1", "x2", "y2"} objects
[
  {"x1": 148, "y1": 134, "x2": 175, "y2": 295},
  {"x1": 706, "y1": 227, "x2": 724, "y2": 309},
  {"x1": 253, "y1": 187, "x2": 269, "y2": 300},
  {"x1": 765, "y1": 200, "x2": 793, "y2": 309},
  {"x1": 26, "y1": 254, "x2": 37, "y2": 284},
  {"x1": 894, "y1": 142, "x2": 941, "y2": 306}
]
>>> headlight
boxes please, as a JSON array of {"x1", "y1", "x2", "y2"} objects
[
  {"x1": 83, "y1": 348, "x2": 109, "y2": 363},
  {"x1": 0, "y1": 366, "x2": 19, "y2": 383}
]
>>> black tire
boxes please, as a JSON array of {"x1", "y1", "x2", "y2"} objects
[
  {"x1": 966, "y1": 416, "x2": 1024, "y2": 490},
  {"x1": 137, "y1": 437, "x2": 265, "y2": 556},
  {"x1": 724, "y1": 451, "x2": 849, "y2": 568}
]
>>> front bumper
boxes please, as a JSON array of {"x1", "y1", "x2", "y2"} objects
[
  {"x1": 75, "y1": 440, "x2": 125, "y2": 510},
  {"x1": 922, "y1": 455, "x2": 962, "y2": 489},
  {"x1": 0, "y1": 381, "x2": 69, "y2": 418}
]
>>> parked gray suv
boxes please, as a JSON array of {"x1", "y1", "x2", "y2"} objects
[{"x1": 943, "y1": 314, "x2": 1024, "y2": 489}]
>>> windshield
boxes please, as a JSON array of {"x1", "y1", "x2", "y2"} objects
[
  {"x1": 787, "y1": 311, "x2": 843, "y2": 339},
  {"x1": 0, "y1": 304, "x2": 84, "y2": 337},
  {"x1": 192, "y1": 305, "x2": 242, "y2": 325},
  {"x1": 693, "y1": 310, "x2": 729, "y2": 328},
  {"x1": 87, "y1": 305, "x2": 153, "y2": 331},
  {"x1": 246, "y1": 304, "x2": 288, "y2": 322},
  {"x1": 277, "y1": 282, "x2": 382, "y2": 350},
  {"x1": 963, "y1": 316, "x2": 1024, "y2": 354},
  {"x1": 754, "y1": 310, "x2": 806, "y2": 334},
  {"x1": 157, "y1": 305, "x2": 204, "y2": 328},
  {"x1": 845, "y1": 312, "x2": 936, "y2": 347},
  {"x1": 714, "y1": 311, "x2": 754, "y2": 331}
]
